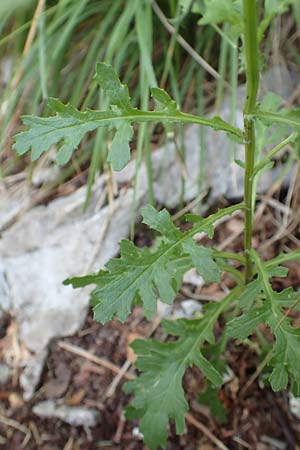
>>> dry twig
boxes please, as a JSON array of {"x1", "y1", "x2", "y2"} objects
[
  {"x1": 57, "y1": 341, "x2": 135, "y2": 380},
  {"x1": 0, "y1": 415, "x2": 29, "y2": 434},
  {"x1": 185, "y1": 413, "x2": 230, "y2": 450}
]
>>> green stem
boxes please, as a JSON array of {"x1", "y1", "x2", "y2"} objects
[
  {"x1": 253, "y1": 109, "x2": 300, "y2": 127},
  {"x1": 265, "y1": 249, "x2": 300, "y2": 267},
  {"x1": 243, "y1": 0, "x2": 259, "y2": 283},
  {"x1": 251, "y1": 249, "x2": 281, "y2": 320},
  {"x1": 213, "y1": 250, "x2": 245, "y2": 264},
  {"x1": 253, "y1": 132, "x2": 297, "y2": 176},
  {"x1": 217, "y1": 262, "x2": 245, "y2": 284}
]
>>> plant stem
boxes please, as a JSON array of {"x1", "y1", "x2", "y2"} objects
[
  {"x1": 213, "y1": 250, "x2": 245, "y2": 264},
  {"x1": 253, "y1": 132, "x2": 297, "y2": 176},
  {"x1": 243, "y1": 0, "x2": 259, "y2": 283},
  {"x1": 265, "y1": 249, "x2": 300, "y2": 267}
]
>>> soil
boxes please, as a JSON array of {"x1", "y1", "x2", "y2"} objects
[{"x1": 1, "y1": 204, "x2": 300, "y2": 450}]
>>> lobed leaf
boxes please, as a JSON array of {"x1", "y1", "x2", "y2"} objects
[
  {"x1": 199, "y1": 385, "x2": 227, "y2": 423},
  {"x1": 107, "y1": 121, "x2": 133, "y2": 170},
  {"x1": 269, "y1": 327, "x2": 300, "y2": 392},
  {"x1": 193, "y1": 0, "x2": 243, "y2": 37},
  {"x1": 227, "y1": 304, "x2": 269, "y2": 340},
  {"x1": 124, "y1": 290, "x2": 238, "y2": 449},
  {"x1": 124, "y1": 336, "x2": 218, "y2": 449},
  {"x1": 151, "y1": 87, "x2": 178, "y2": 113},
  {"x1": 93, "y1": 62, "x2": 134, "y2": 112},
  {"x1": 182, "y1": 240, "x2": 220, "y2": 283},
  {"x1": 258, "y1": 1, "x2": 296, "y2": 41},
  {"x1": 13, "y1": 63, "x2": 243, "y2": 171},
  {"x1": 178, "y1": 0, "x2": 193, "y2": 14},
  {"x1": 13, "y1": 101, "x2": 104, "y2": 165},
  {"x1": 65, "y1": 204, "x2": 242, "y2": 324},
  {"x1": 229, "y1": 250, "x2": 300, "y2": 393}
]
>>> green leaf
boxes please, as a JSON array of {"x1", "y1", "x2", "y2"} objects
[
  {"x1": 199, "y1": 337, "x2": 229, "y2": 423},
  {"x1": 259, "y1": 1, "x2": 296, "y2": 41},
  {"x1": 238, "y1": 279, "x2": 262, "y2": 308},
  {"x1": 107, "y1": 122, "x2": 133, "y2": 170},
  {"x1": 227, "y1": 305, "x2": 269, "y2": 340},
  {"x1": 265, "y1": 250, "x2": 300, "y2": 267},
  {"x1": 13, "y1": 100, "x2": 102, "y2": 164},
  {"x1": 125, "y1": 337, "x2": 190, "y2": 450},
  {"x1": 228, "y1": 251, "x2": 300, "y2": 392},
  {"x1": 65, "y1": 204, "x2": 242, "y2": 324},
  {"x1": 264, "y1": 0, "x2": 293, "y2": 16},
  {"x1": 141, "y1": 205, "x2": 180, "y2": 239},
  {"x1": 97, "y1": 240, "x2": 177, "y2": 322},
  {"x1": 64, "y1": 271, "x2": 104, "y2": 288},
  {"x1": 274, "y1": 287, "x2": 300, "y2": 307},
  {"x1": 184, "y1": 214, "x2": 215, "y2": 238},
  {"x1": 268, "y1": 266, "x2": 289, "y2": 278},
  {"x1": 269, "y1": 364, "x2": 288, "y2": 391},
  {"x1": 184, "y1": 213, "x2": 203, "y2": 223},
  {"x1": 233, "y1": 265, "x2": 289, "y2": 311},
  {"x1": 199, "y1": 385, "x2": 227, "y2": 423},
  {"x1": 124, "y1": 290, "x2": 237, "y2": 449},
  {"x1": 151, "y1": 87, "x2": 178, "y2": 112},
  {"x1": 182, "y1": 240, "x2": 220, "y2": 283},
  {"x1": 254, "y1": 108, "x2": 300, "y2": 131},
  {"x1": 13, "y1": 63, "x2": 243, "y2": 170},
  {"x1": 93, "y1": 62, "x2": 134, "y2": 112},
  {"x1": 125, "y1": 336, "x2": 222, "y2": 448},
  {"x1": 250, "y1": 250, "x2": 300, "y2": 392},
  {"x1": 260, "y1": 91, "x2": 283, "y2": 111},
  {"x1": 199, "y1": 0, "x2": 241, "y2": 25},
  {"x1": 198, "y1": 0, "x2": 243, "y2": 37},
  {"x1": 178, "y1": 0, "x2": 193, "y2": 14},
  {"x1": 234, "y1": 158, "x2": 245, "y2": 169},
  {"x1": 269, "y1": 327, "x2": 300, "y2": 392}
]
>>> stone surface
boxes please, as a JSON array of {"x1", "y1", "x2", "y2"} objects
[
  {"x1": 33, "y1": 400, "x2": 101, "y2": 427},
  {"x1": 180, "y1": 299, "x2": 203, "y2": 317},
  {"x1": 289, "y1": 394, "x2": 300, "y2": 420},
  {"x1": 19, "y1": 350, "x2": 48, "y2": 400},
  {"x1": 0, "y1": 363, "x2": 11, "y2": 385},
  {"x1": 0, "y1": 183, "x2": 146, "y2": 353}
]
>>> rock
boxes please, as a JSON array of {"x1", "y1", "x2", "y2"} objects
[
  {"x1": 0, "y1": 183, "x2": 146, "y2": 354},
  {"x1": 0, "y1": 261, "x2": 11, "y2": 315},
  {"x1": 180, "y1": 300, "x2": 203, "y2": 318},
  {"x1": 183, "y1": 268, "x2": 204, "y2": 287},
  {"x1": 157, "y1": 301, "x2": 173, "y2": 319},
  {"x1": 20, "y1": 350, "x2": 48, "y2": 400},
  {"x1": 0, "y1": 363, "x2": 11, "y2": 385},
  {"x1": 289, "y1": 393, "x2": 300, "y2": 420},
  {"x1": 157, "y1": 299, "x2": 203, "y2": 321},
  {"x1": 0, "y1": 182, "x2": 32, "y2": 232},
  {"x1": 1, "y1": 177, "x2": 147, "y2": 398},
  {"x1": 132, "y1": 427, "x2": 144, "y2": 440},
  {"x1": 33, "y1": 400, "x2": 101, "y2": 427}
]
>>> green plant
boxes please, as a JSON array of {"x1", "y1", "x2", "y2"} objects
[
  {"x1": 13, "y1": 1, "x2": 300, "y2": 449},
  {"x1": 1, "y1": 0, "x2": 217, "y2": 210}
]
